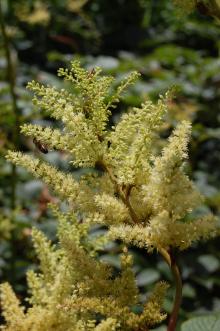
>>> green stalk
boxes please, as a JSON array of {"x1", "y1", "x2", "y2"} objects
[{"x1": 0, "y1": 0, "x2": 20, "y2": 209}]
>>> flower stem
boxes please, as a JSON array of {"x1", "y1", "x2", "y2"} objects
[
  {"x1": 159, "y1": 248, "x2": 182, "y2": 331},
  {"x1": 168, "y1": 254, "x2": 182, "y2": 331}
]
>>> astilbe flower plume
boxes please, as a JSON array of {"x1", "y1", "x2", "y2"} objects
[{"x1": 1, "y1": 61, "x2": 218, "y2": 331}]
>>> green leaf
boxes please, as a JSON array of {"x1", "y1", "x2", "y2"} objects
[
  {"x1": 151, "y1": 326, "x2": 166, "y2": 331},
  {"x1": 99, "y1": 254, "x2": 121, "y2": 269},
  {"x1": 182, "y1": 284, "x2": 196, "y2": 299},
  {"x1": 181, "y1": 314, "x2": 220, "y2": 331},
  {"x1": 198, "y1": 255, "x2": 220, "y2": 273},
  {"x1": 136, "y1": 268, "x2": 160, "y2": 286}
]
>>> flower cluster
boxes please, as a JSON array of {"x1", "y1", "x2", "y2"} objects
[{"x1": 1, "y1": 61, "x2": 218, "y2": 330}]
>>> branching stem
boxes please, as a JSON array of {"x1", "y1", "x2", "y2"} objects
[{"x1": 99, "y1": 160, "x2": 139, "y2": 224}]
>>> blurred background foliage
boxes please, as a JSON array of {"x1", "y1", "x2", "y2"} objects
[{"x1": 0, "y1": 0, "x2": 220, "y2": 329}]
